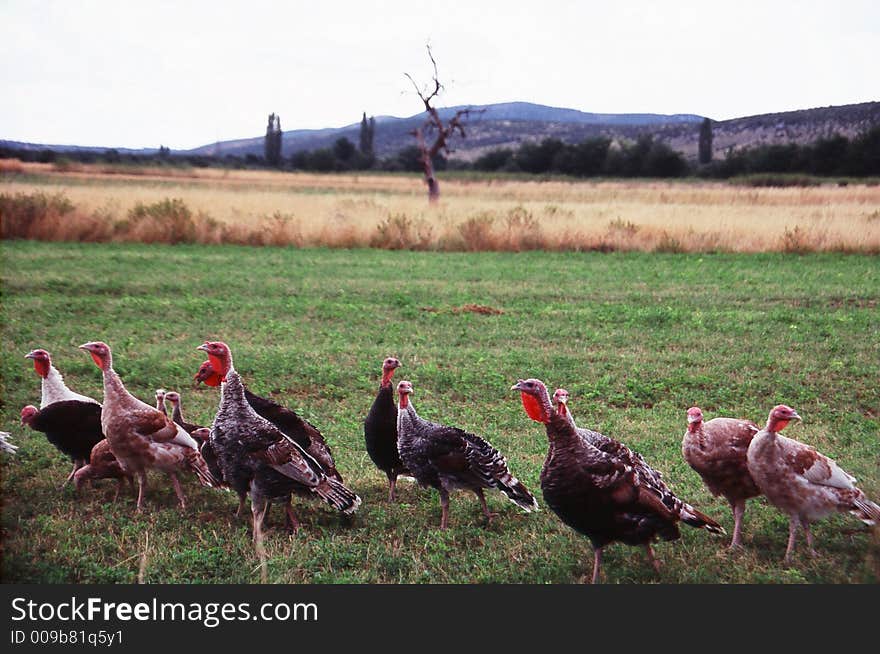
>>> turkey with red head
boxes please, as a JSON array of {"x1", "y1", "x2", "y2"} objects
[
  {"x1": 746, "y1": 404, "x2": 880, "y2": 563},
  {"x1": 194, "y1": 359, "x2": 341, "y2": 482},
  {"x1": 513, "y1": 378, "x2": 724, "y2": 583},
  {"x1": 396, "y1": 379, "x2": 537, "y2": 529},
  {"x1": 197, "y1": 341, "x2": 360, "y2": 546},
  {"x1": 682, "y1": 406, "x2": 761, "y2": 548},
  {"x1": 79, "y1": 341, "x2": 217, "y2": 512},
  {"x1": 364, "y1": 357, "x2": 410, "y2": 501},
  {"x1": 23, "y1": 348, "x2": 104, "y2": 487}
]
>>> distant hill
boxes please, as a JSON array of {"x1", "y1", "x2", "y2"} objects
[
  {"x1": 3, "y1": 100, "x2": 878, "y2": 163},
  {"x1": 186, "y1": 101, "x2": 706, "y2": 160},
  {"x1": 186, "y1": 100, "x2": 880, "y2": 162}
]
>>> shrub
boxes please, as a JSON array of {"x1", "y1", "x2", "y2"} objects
[
  {"x1": 0, "y1": 191, "x2": 75, "y2": 240},
  {"x1": 122, "y1": 198, "x2": 197, "y2": 244}
]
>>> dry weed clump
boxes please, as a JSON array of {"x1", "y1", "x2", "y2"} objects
[
  {"x1": 0, "y1": 191, "x2": 114, "y2": 241},
  {"x1": 370, "y1": 213, "x2": 433, "y2": 250}
]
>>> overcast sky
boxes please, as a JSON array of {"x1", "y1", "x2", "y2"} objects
[{"x1": 2, "y1": 0, "x2": 877, "y2": 150}]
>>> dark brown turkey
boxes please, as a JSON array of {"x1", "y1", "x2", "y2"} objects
[
  {"x1": 363, "y1": 357, "x2": 410, "y2": 501},
  {"x1": 513, "y1": 378, "x2": 724, "y2": 583},
  {"x1": 197, "y1": 341, "x2": 360, "y2": 547},
  {"x1": 396, "y1": 380, "x2": 537, "y2": 529},
  {"x1": 682, "y1": 406, "x2": 761, "y2": 548}
]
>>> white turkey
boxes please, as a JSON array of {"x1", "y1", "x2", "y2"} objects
[{"x1": 746, "y1": 404, "x2": 880, "y2": 563}]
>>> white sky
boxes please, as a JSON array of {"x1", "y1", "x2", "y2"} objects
[{"x1": 2, "y1": 0, "x2": 877, "y2": 150}]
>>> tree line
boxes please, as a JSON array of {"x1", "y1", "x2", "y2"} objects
[{"x1": 3, "y1": 124, "x2": 878, "y2": 180}]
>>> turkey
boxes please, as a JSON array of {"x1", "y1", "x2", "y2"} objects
[
  {"x1": 197, "y1": 341, "x2": 360, "y2": 546},
  {"x1": 194, "y1": 359, "x2": 342, "y2": 482},
  {"x1": 396, "y1": 380, "x2": 537, "y2": 529},
  {"x1": 553, "y1": 388, "x2": 665, "y2": 489},
  {"x1": 746, "y1": 404, "x2": 880, "y2": 563},
  {"x1": 682, "y1": 406, "x2": 761, "y2": 548},
  {"x1": 20, "y1": 403, "x2": 104, "y2": 489},
  {"x1": 364, "y1": 357, "x2": 410, "y2": 501},
  {"x1": 24, "y1": 348, "x2": 105, "y2": 486},
  {"x1": 0, "y1": 431, "x2": 19, "y2": 455},
  {"x1": 163, "y1": 390, "x2": 205, "y2": 434},
  {"x1": 513, "y1": 378, "x2": 724, "y2": 583},
  {"x1": 73, "y1": 439, "x2": 135, "y2": 501},
  {"x1": 79, "y1": 341, "x2": 217, "y2": 512}
]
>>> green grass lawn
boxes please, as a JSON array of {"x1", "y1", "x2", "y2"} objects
[{"x1": 2, "y1": 241, "x2": 878, "y2": 583}]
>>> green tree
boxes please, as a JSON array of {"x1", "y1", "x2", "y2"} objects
[
  {"x1": 264, "y1": 113, "x2": 282, "y2": 166},
  {"x1": 698, "y1": 117, "x2": 713, "y2": 164}
]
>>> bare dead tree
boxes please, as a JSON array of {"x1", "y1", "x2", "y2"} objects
[{"x1": 405, "y1": 45, "x2": 481, "y2": 204}]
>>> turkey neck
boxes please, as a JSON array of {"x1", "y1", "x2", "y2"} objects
[
  {"x1": 687, "y1": 420, "x2": 706, "y2": 447},
  {"x1": 546, "y1": 410, "x2": 581, "y2": 447},
  {"x1": 40, "y1": 366, "x2": 73, "y2": 408},
  {"x1": 396, "y1": 399, "x2": 419, "y2": 439},
  {"x1": 100, "y1": 365, "x2": 132, "y2": 414},
  {"x1": 217, "y1": 368, "x2": 252, "y2": 417}
]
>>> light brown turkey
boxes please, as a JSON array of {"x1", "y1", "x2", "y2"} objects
[
  {"x1": 746, "y1": 404, "x2": 880, "y2": 563},
  {"x1": 682, "y1": 406, "x2": 761, "y2": 549},
  {"x1": 514, "y1": 378, "x2": 724, "y2": 583},
  {"x1": 73, "y1": 439, "x2": 135, "y2": 501},
  {"x1": 79, "y1": 341, "x2": 217, "y2": 512}
]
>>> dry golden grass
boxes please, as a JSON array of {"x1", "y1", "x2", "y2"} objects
[{"x1": 2, "y1": 160, "x2": 879, "y2": 252}]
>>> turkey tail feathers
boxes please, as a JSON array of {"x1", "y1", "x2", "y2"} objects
[
  {"x1": 852, "y1": 497, "x2": 880, "y2": 525},
  {"x1": 680, "y1": 503, "x2": 727, "y2": 535},
  {"x1": 313, "y1": 478, "x2": 362, "y2": 515},
  {"x1": 496, "y1": 475, "x2": 539, "y2": 513},
  {"x1": 185, "y1": 450, "x2": 220, "y2": 488}
]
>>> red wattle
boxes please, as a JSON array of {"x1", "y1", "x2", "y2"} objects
[
  {"x1": 521, "y1": 392, "x2": 547, "y2": 423},
  {"x1": 34, "y1": 359, "x2": 50, "y2": 378},
  {"x1": 206, "y1": 353, "x2": 228, "y2": 378},
  {"x1": 89, "y1": 352, "x2": 104, "y2": 369}
]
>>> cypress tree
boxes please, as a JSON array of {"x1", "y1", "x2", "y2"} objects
[{"x1": 698, "y1": 117, "x2": 713, "y2": 165}]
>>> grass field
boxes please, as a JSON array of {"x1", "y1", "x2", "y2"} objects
[
  {"x1": 1, "y1": 241, "x2": 878, "y2": 584},
  {"x1": 3, "y1": 163, "x2": 880, "y2": 252}
]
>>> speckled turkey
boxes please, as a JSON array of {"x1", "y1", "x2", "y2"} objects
[
  {"x1": 197, "y1": 341, "x2": 360, "y2": 546},
  {"x1": 396, "y1": 379, "x2": 537, "y2": 529},
  {"x1": 194, "y1": 359, "x2": 341, "y2": 482}
]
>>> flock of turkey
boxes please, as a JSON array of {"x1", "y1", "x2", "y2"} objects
[{"x1": 12, "y1": 342, "x2": 880, "y2": 583}]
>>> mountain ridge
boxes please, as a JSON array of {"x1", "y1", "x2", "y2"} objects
[{"x1": 2, "y1": 100, "x2": 877, "y2": 162}]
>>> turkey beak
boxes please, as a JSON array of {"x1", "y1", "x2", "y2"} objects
[
  {"x1": 24, "y1": 351, "x2": 36, "y2": 360},
  {"x1": 78, "y1": 343, "x2": 91, "y2": 352},
  {"x1": 196, "y1": 343, "x2": 209, "y2": 352},
  {"x1": 791, "y1": 411, "x2": 802, "y2": 422},
  {"x1": 687, "y1": 414, "x2": 701, "y2": 424},
  {"x1": 511, "y1": 380, "x2": 524, "y2": 391}
]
